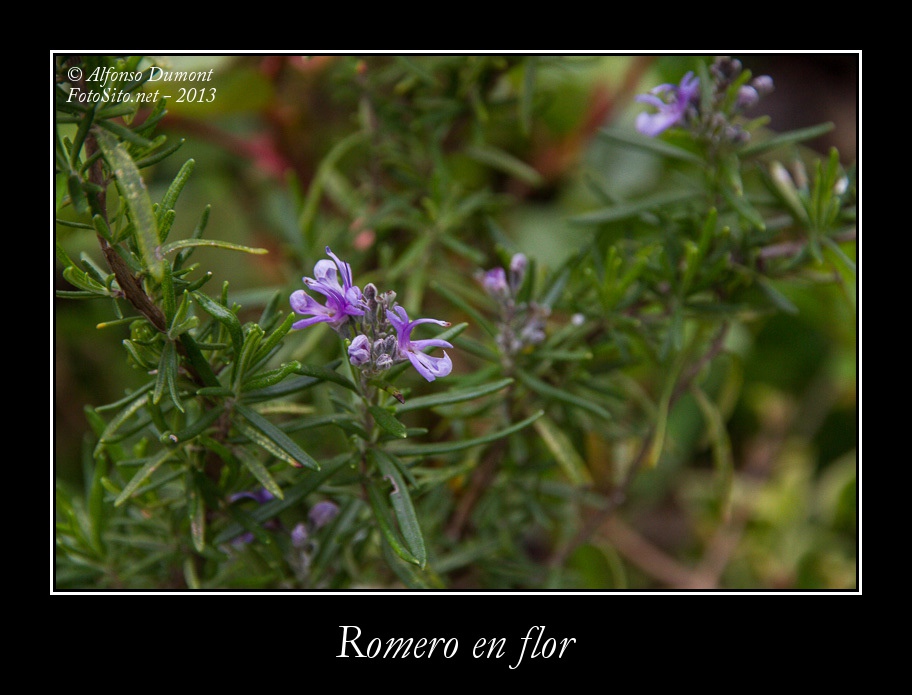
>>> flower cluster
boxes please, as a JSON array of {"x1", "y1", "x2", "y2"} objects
[
  {"x1": 635, "y1": 70, "x2": 700, "y2": 137},
  {"x1": 477, "y1": 253, "x2": 549, "y2": 365},
  {"x1": 635, "y1": 56, "x2": 774, "y2": 144},
  {"x1": 290, "y1": 247, "x2": 453, "y2": 382}
]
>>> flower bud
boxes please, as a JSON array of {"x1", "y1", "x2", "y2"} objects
[
  {"x1": 737, "y1": 85, "x2": 759, "y2": 110},
  {"x1": 384, "y1": 334, "x2": 398, "y2": 354},
  {"x1": 291, "y1": 522, "x2": 309, "y2": 548},
  {"x1": 751, "y1": 75, "x2": 774, "y2": 96},
  {"x1": 480, "y1": 267, "x2": 508, "y2": 296},
  {"x1": 348, "y1": 334, "x2": 371, "y2": 366},
  {"x1": 308, "y1": 501, "x2": 340, "y2": 529}
]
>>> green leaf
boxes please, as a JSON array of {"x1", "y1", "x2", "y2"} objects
[
  {"x1": 160, "y1": 239, "x2": 268, "y2": 256},
  {"x1": 95, "y1": 118, "x2": 156, "y2": 148},
  {"x1": 515, "y1": 369, "x2": 611, "y2": 420},
  {"x1": 166, "y1": 405, "x2": 224, "y2": 444},
  {"x1": 821, "y1": 235, "x2": 856, "y2": 275},
  {"x1": 241, "y1": 375, "x2": 324, "y2": 402},
  {"x1": 756, "y1": 277, "x2": 799, "y2": 315},
  {"x1": 371, "y1": 449, "x2": 427, "y2": 567},
  {"x1": 152, "y1": 341, "x2": 184, "y2": 412},
  {"x1": 721, "y1": 186, "x2": 766, "y2": 231},
  {"x1": 533, "y1": 415, "x2": 593, "y2": 486},
  {"x1": 69, "y1": 104, "x2": 97, "y2": 168},
  {"x1": 366, "y1": 478, "x2": 419, "y2": 566},
  {"x1": 62, "y1": 266, "x2": 109, "y2": 295},
  {"x1": 157, "y1": 208, "x2": 176, "y2": 244},
  {"x1": 252, "y1": 312, "x2": 296, "y2": 365},
  {"x1": 187, "y1": 473, "x2": 206, "y2": 552},
  {"x1": 93, "y1": 128, "x2": 164, "y2": 282},
  {"x1": 598, "y1": 127, "x2": 704, "y2": 164},
  {"x1": 160, "y1": 159, "x2": 195, "y2": 214},
  {"x1": 465, "y1": 144, "x2": 543, "y2": 187},
  {"x1": 192, "y1": 291, "x2": 243, "y2": 355},
  {"x1": 86, "y1": 444, "x2": 108, "y2": 554},
  {"x1": 369, "y1": 405, "x2": 408, "y2": 439},
  {"x1": 240, "y1": 361, "x2": 302, "y2": 393},
  {"x1": 239, "y1": 359, "x2": 344, "y2": 401},
  {"x1": 298, "y1": 131, "x2": 367, "y2": 246},
  {"x1": 294, "y1": 363, "x2": 359, "y2": 394},
  {"x1": 431, "y1": 281, "x2": 498, "y2": 338},
  {"x1": 135, "y1": 137, "x2": 186, "y2": 169},
  {"x1": 570, "y1": 189, "x2": 697, "y2": 225},
  {"x1": 390, "y1": 410, "x2": 544, "y2": 457},
  {"x1": 690, "y1": 385, "x2": 734, "y2": 520},
  {"x1": 396, "y1": 378, "x2": 513, "y2": 413},
  {"x1": 114, "y1": 447, "x2": 178, "y2": 506},
  {"x1": 235, "y1": 403, "x2": 320, "y2": 470},
  {"x1": 232, "y1": 324, "x2": 265, "y2": 387},
  {"x1": 96, "y1": 393, "x2": 150, "y2": 451},
  {"x1": 235, "y1": 447, "x2": 284, "y2": 500},
  {"x1": 380, "y1": 536, "x2": 439, "y2": 589},
  {"x1": 739, "y1": 122, "x2": 835, "y2": 157}
]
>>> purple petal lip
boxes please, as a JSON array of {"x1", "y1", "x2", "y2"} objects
[{"x1": 386, "y1": 306, "x2": 453, "y2": 382}]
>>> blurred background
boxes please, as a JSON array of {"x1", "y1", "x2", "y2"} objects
[{"x1": 54, "y1": 53, "x2": 858, "y2": 590}]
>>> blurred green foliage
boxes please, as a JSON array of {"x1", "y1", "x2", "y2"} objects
[{"x1": 54, "y1": 54, "x2": 857, "y2": 590}]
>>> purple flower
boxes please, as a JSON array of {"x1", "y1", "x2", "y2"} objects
[
  {"x1": 635, "y1": 71, "x2": 700, "y2": 137},
  {"x1": 736, "y1": 85, "x2": 759, "y2": 110},
  {"x1": 291, "y1": 522, "x2": 309, "y2": 548},
  {"x1": 308, "y1": 500, "x2": 340, "y2": 529},
  {"x1": 509, "y1": 253, "x2": 527, "y2": 276},
  {"x1": 290, "y1": 247, "x2": 365, "y2": 331},
  {"x1": 386, "y1": 306, "x2": 453, "y2": 382},
  {"x1": 480, "y1": 267, "x2": 508, "y2": 297},
  {"x1": 752, "y1": 75, "x2": 774, "y2": 96},
  {"x1": 348, "y1": 334, "x2": 371, "y2": 366}
]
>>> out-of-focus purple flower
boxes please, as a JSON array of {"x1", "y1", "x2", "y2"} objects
[
  {"x1": 509, "y1": 253, "x2": 527, "y2": 276},
  {"x1": 509, "y1": 253, "x2": 528, "y2": 291},
  {"x1": 480, "y1": 267, "x2": 508, "y2": 297},
  {"x1": 308, "y1": 500, "x2": 340, "y2": 529},
  {"x1": 635, "y1": 71, "x2": 700, "y2": 137},
  {"x1": 386, "y1": 306, "x2": 453, "y2": 382},
  {"x1": 752, "y1": 75, "x2": 774, "y2": 96},
  {"x1": 291, "y1": 522, "x2": 309, "y2": 548},
  {"x1": 290, "y1": 247, "x2": 365, "y2": 331},
  {"x1": 348, "y1": 334, "x2": 371, "y2": 366},
  {"x1": 736, "y1": 85, "x2": 759, "y2": 110}
]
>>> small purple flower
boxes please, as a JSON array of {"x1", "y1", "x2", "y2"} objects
[
  {"x1": 480, "y1": 267, "x2": 508, "y2": 297},
  {"x1": 291, "y1": 522, "x2": 309, "y2": 548},
  {"x1": 736, "y1": 85, "x2": 759, "y2": 110},
  {"x1": 308, "y1": 500, "x2": 340, "y2": 529},
  {"x1": 290, "y1": 247, "x2": 365, "y2": 331},
  {"x1": 509, "y1": 253, "x2": 527, "y2": 276},
  {"x1": 386, "y1": 306, "x2": 453, "y2": 382},
  {"x1": 348, "y1": 334, "x2": 371, "y2": 366},
  {"x1": 635, "y1": 71, "x2": 700, "y2": 137},
  {"x1": 752, "y1": 75, "x2": 774, "y2": 96}
]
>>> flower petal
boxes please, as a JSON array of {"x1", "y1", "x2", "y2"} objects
[{"x1": 407, "y1": 349, "x2": 452, "y2": 382}]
